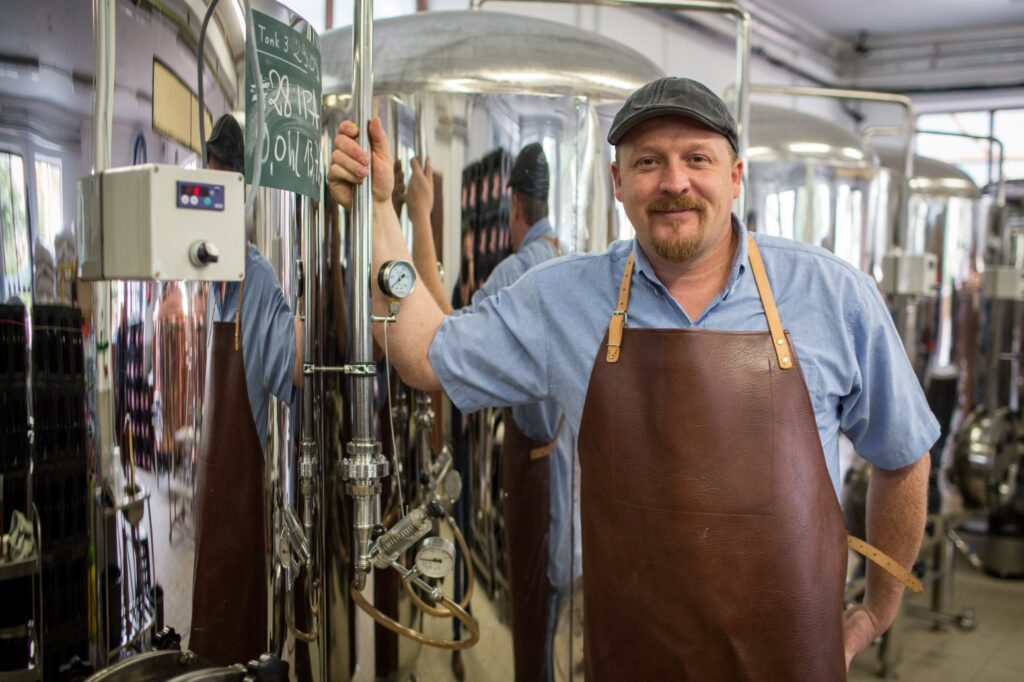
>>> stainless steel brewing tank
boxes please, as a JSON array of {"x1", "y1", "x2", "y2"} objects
[
  {"x1": 2, "y1": 0, "x2": 333, "y2": 676},
  {"x1": 876, "y1": 149, "x2": 987, "y2": 378},
  {"x1": 745, "y1": 104, "x2": 882, "y2": 276},
  {"x1": 321, "y1": 10, "x2": 663, "y2": 680}
]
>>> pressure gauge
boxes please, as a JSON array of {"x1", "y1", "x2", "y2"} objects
[
  {"x1": 443, "y1": 469, "x2": 463, "y2": 503},
  {"x1": 415, "y1": 536, "x2": 456, "y2": 579},
  {"x1": 378, "y1": 259, "x2": 417, "y2": 299}
]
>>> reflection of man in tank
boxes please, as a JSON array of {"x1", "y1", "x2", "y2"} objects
[
  {"x1": 329, "y1": 76, "x2": 936, "y2": 679},
  {"x1": 189, "y1": 113, "x2": 303, "y2": 665},
  {"x1": 407, "y1": 144, "x2": 575, "y2": 682}
]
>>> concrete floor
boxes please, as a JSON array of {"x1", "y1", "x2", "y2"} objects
[{"x1": 142, "y1": 468, "x2": 1023, "y2": 681}]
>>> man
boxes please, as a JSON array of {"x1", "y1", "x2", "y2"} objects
[
  {"x1": 189, "y1": 113, "x2": 302, "y2": 665},
  {"x1": 328, "y1": 78, "x2": 937, "y2": 679},
  {"x1": 406, "y1": 145, "x2": 577, "y2": 681}
]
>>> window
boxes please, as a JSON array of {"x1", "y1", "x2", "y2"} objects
[
  {"x1": 917, "y1": 108, "x2": 1024, "y2": 189},
  {"x1": 34, "y1": 156, "x2": 64, "y2": 252},
  {"x1": 0, "y1": 151, "x2": 32, "y2": 303}
]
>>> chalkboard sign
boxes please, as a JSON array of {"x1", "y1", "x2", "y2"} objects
[{"x1": 244, "y1": 10, "x2": 322, "y2": 199}]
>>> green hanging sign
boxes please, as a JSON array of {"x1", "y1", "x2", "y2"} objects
[{"x1": 244, "y1": 10, "x2": 322, "y2": 199}]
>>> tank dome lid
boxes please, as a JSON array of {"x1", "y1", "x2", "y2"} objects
[
  {"x1": 746, "y1": 104, "x2": 875, "y2": 168},
  {"x1": 322, "y1": 10, "x2": 664, "y2": 101},
  {"x1": 877, "y1": 147, "x2": 981, "y2": 198}
]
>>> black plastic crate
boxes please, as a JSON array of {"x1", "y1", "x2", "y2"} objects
[
  {"x1": 42, "y1": 620, "x2": 88, "y2": 682},
  {"x1": 1, "y1": 471, "x2": 29, "y2": 532},
  {"x1": 40, "y1": 540, "x2": 89, "y2": 638},
  {"x1": 0, "y1": 387, "x2": 29, "y2": 473},
  {"x1": 0, "y1": 303, "x2": 27, "y2": 381},
  {"x1": 31, "y1": 305, "x2": 84, "y2": 384},
  {"x1": 33, "y1": 382, "x2": 87, "y2": 464},
  {"x1": 33, "y1": 462, "x2": 88, "y2": 547}
]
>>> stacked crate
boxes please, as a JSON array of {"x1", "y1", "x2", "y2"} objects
[
  {"x1": 31, "y1": 304, "x2": 89, "y2": 677},
  {"x1": 460, "y1": 147, "x2": 513, "y2": 295},
  {"x1": 0, "y1": 303, "x2": 32, "y2": 671}
]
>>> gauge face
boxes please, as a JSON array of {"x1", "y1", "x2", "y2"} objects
[
  {"x1": 378, "y1": 259, "x2": 417, "y2": 299},
  {"x1": 415, "y1": 536, "x2": 455, "y2": 579},
  {"x1": 443, "y1": 469, "x2": 463, "y2": 502}
]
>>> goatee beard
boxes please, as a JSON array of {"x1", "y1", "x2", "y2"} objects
[{"x1": 647, "y1": 195, "x2": 706, "y2": 263}]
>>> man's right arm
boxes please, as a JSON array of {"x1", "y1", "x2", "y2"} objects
[{"x1": 328, "y1": 118, "x2": 444, "y2": 392}]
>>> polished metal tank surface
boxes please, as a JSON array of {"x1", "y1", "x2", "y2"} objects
[
  {"x1": 1, "y1": 0, "x2": 337, "y2": 676},
  {"x1": 875, "y1": 148, "x2": 988, "y2": 380},
  {"x1": 745, "y1": 104, "x2": 882, "y2": 276},
  {"x1": 321, "y1": 10, "x2": 663, "y2": 680}
]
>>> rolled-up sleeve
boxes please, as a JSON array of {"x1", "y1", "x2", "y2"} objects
[
  {"x1": 839, "y1": 278, "x2": 940, "y2": 470},
  {"x1": 429, "y1": 272, "x2": 550, "y2": 413}
]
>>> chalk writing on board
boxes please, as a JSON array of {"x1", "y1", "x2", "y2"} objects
[{"x1": 245, "y1": 10, "x2": 321, "y2": 199}]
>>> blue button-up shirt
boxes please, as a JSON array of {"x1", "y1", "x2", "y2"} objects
[
  {"x1": 464, "y1": 217, "x2": 578, "y2": 589},
  {"x1": 430, "y1": 217, "x2": 939, "y2": 497},
  {"x1": 210, "y1": 243, "x2": 297, "y2": 453},
  {"x1": 471, "y1": 218, "x2": 560, "y2": 307}
]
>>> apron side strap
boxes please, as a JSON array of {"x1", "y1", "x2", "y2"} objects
[
  {"x1": 607, "y1": 252, "x2": 636, "y2": 364},
  {"x1": 234, "y1": 279, "x2": 246, "y2": 352},
  {"x1": 847, "y1": 535, "x2": 923, "y2": 593},
  {"x1": 529, "y1": 414, "x2": 567, "y2": 460},
  {"x1": 746, "y1": 236, "x2": 792, "y2": 370}
]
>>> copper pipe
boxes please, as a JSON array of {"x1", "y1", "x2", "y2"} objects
[{"x1": 351, "y1": 582, "x2": 480, "y2": 650}]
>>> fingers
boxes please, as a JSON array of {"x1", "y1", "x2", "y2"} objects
[
  {"x1": 410, "y1": 157, "x2": 422, "y2": 177},
  {"x1": 367, "y1": 116, "x2": 392, "y2": 162},
  {"x1": 423, "y1": 156, "x2": 433, "y2": 180}
]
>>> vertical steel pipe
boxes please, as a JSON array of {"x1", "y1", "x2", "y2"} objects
[{"x1": 343, "y1": 0, "x2": 386, "y2": 589}]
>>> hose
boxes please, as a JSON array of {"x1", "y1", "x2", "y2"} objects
[
  {"x1": 197, "y1": 0, "x2": 221, "y2": 168},
  {"x1": 351, "y1": 582, "x2": 479, "y2": 650}
]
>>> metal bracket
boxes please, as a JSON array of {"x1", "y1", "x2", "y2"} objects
[{"x1": 305, "y1": 362, "x2": 377, "y2": 376}]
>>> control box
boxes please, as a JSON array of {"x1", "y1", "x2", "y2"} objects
[
  {"x1": 982, "y1": 266, "x2": 1024, "y2": 301},
  {"x1": 78, "y1": 164, "x2": 245, "y2": 281},
  {"x1": 879, "y1": 251, "x2": 938, "y2": 297}
]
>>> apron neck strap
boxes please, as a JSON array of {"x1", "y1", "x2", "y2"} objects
[
  {"x1": 234, "y1": 279, "x2": 245, "y2": 352},
  {"x1": 605, "y1": 236, "x2": 793, "y2": 370},
  {"x1": 540, "y1": 235, "x2": 562, "y2": 256},
  {"x1": 605, "y1": 251, "x2": 635, "y2": 363},
  {"x1": 746, "y1": 236, "x2": 793, "y2": 370}
]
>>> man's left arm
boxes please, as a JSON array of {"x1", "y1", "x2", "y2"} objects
[
  {"x1": 843, "y1": 452, "x2": 929, "y2": 668},
  {"x1": 837, "y1": 275, "x2": 940, "y2": 668}
]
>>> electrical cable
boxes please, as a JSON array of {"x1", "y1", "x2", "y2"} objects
[
  {"x1": 197, "y1": 0, "x2": 221, "y2": 168},
  {"x1": 383, "y1": 321, "x2": 406, "y2": 517}
]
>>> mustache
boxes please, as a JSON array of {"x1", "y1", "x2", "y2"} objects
[{"x1": 647, "y1": 195, "x2": 706, "y2": 214}]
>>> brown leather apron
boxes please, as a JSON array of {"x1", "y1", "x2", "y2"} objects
[
  {"x1": 189, "y1": 281, "x2": 268, "y2": 665},
  {"x1": 501, "y1": 411, "x2": 557, "y2": 682},
  {"x1": 577, "y1": 237, "x2": 848, "y2": 680},
  {"x1": 501, "y1": 233, "x2": 564, "y2": 681}
]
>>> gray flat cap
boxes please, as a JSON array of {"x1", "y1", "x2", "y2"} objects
[{"x1": 608, "y1": 77, "x2": 738, "y2": 152}]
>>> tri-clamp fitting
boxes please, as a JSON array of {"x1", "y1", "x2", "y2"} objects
[{"x1": 342, "y1": 439, "x2": 391, "y2": 586}]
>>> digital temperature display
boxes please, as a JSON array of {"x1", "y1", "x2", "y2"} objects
[{"x1": 176, "y1": 181, "x2": 225, "y2": 211}]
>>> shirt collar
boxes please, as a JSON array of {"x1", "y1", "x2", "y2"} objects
[
  {"x1": 520, "y1": 218, "x2": 554, "y2": 249},
  {"x1": 630, "y1": 213, "x2": 749, "y2": 299}
]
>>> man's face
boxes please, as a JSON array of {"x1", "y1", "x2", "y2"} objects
[{"x1": 611, "y1": 116, "x2": 742, "y2": 264}]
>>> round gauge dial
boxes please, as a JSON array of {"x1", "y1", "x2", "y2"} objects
[
  {"x1": 378, "y1": 259, "x2": 417, "y2": 299},
  {"x1": 443, "y1": 469, "x2": 463, "y2": 503},
  {"x1": 415, "y1": 536, "x2": 455, "y2": 579}
]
